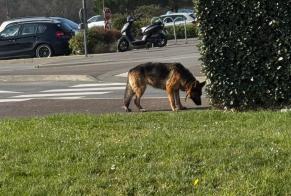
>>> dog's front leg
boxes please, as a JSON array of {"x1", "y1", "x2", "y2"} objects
[
  {"x1": 174, "y1": 90, "x2": 187, "y2": 110},
  {"x1": 166, "y1": 88, "x2": 177, "y2": 111}
]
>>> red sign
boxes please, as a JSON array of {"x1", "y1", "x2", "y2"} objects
[{"x1": 103, "y1": 7, "x2": 112, "y2": 31}]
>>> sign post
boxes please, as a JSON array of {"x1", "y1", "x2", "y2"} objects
[{"x1": 82, "y1": 0, "x2": 88, "y2": 57}]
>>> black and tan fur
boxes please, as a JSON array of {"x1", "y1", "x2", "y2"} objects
[{"x1": 123, "y1": 62, "x2": 206, "y2": 112}]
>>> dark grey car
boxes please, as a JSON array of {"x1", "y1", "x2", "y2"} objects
[{"x1": 0, "y1": 20, "x2": 74, "y2": 59}]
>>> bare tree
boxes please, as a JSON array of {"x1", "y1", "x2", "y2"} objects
[{"x1": 0, "y1": 0, "x2": 95, "y2": 23}]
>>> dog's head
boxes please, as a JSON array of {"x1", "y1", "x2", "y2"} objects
[{"x1": 186, "y1": 81, "x2": 206, "y2": 105}]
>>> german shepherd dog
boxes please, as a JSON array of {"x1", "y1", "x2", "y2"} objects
[{"x1": 123, "y1": 62, "x2": 206, "y2": 112}]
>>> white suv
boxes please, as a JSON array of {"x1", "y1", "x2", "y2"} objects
[
  {"x1": 154, "y1": 13, "x2": 196, "y2": 26},
  {"x1": 87, "y1": 15, "x2": 105, "y2": 28}
]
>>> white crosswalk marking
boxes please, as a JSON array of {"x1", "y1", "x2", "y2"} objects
[
  {"x1": 50, "y1": 97, "x2": 84, "y2": 100},
  {"x1": 0, "y1": 82, "x2": 126, "y2": 103},
  {"x1": 13, "y1": 92, "x2": 110, "y2": 98},
  {"x1": 0, "y1": 90, "x2": 21, "y2": 94},
  {"x1": 0, "y1": 99, "x2": 31, "y2": 103},
  {"x1": 72, "y1": 83, "x2": 126, "y2": 88},
  {"x1": 41, "y1": 86, "x2": 125, "y2": 93}
]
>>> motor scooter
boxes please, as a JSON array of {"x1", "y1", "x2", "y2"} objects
[{"x1": 117, "y1": 16, "x2": 167, "y2": 52}]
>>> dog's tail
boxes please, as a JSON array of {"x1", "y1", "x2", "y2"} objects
[{"x1": 123, "y1": 73, "x2": 135, "y2": 111}]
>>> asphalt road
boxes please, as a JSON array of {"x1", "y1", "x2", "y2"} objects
[{"x1": 0, "y1": 39, "x2": 208, "y2": 118}]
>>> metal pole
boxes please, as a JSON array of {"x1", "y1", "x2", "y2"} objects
[
  {"x1": 5, "y1": 0, "x2": 9, "y2": 19},
  {"x1": 82, "y1": 0, "x2": 88, "y2": 57},
  {"x1": 173, "y1": 22, "x2": 177, "y2": 44},
  {"x1": 184, "y1": 20, "x2": 188, "y2": 44}
]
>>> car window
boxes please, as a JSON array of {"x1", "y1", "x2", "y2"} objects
[
  {"x1": 0, "y1": 21, "x2": 9, "y2": 33},
  {"x1": 37, "y1": 24, "x2": 47, "y2": 34},
  {"x1": 63, "y1": 19, "x2": 78, "y2": 30},
  {"x1": 173, "y1": 15, "x2": 186, "y2": 22},
  {"x1": 61, "y1": 23, "x2": 73, "y2": 33},
  {"x1": 0, "y1": 25, "x2": 20, "y2": 38},
  {"x1": 20, "y1": 24, "x2": 37, "y2": 36},
  {"x1": 56, "y1": 18, "x2": 78, "y2": 30},
  {"x1": 161, "y1": 16, "x2": 173, "y2": 23}
]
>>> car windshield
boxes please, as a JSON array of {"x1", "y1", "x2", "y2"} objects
[
  {"x1": 0, "y1": 25, "x2": 20, "y2": 38},
  {"x1": 189, "y1": 14, "x2": 196, "y2": 19},
  {"x1": 88, "y1": 15, "x2": 104, "y2": 23},
  {"x1": 0, "y1": 21, "x2": 9, "y2": 33}
]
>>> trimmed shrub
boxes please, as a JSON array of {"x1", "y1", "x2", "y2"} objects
[
  {"x1": 111, "y1": 14, "x2": 127, "y2": 31},
  {"x1": 194, "y1": 0, "x2": 291, "y2": 109},
  {"x1": 112, "y1": 4, "x2": 166, "y2": 32},
  {"x1": 69, "y1": 27, "x2": 121, "y2": 54},
  {"x1": 133, "y1": 4, "x2": 167, "y2": 19}
]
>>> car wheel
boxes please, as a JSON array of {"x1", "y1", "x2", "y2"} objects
[
  {"x1": 155, "y1": 34, "x2": 167, "y2": 47},
  {"x1": 35, "y1": 44, "x2": 52, "y2": 58},
  {"x1": 117, "y1": 38, "x2": 129, "y2": 52}
]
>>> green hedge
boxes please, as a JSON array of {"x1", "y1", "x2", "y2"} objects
[
  {"x1": 69, "y1": 27, "x2": 121, "y2": 54},
  {"x1": 195, "y1": 0, "x2": 291, "y2": 109}
]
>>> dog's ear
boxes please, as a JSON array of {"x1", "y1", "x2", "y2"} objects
[{"x1": 200, "y1": 81, "x2": 206, "y2": 88}]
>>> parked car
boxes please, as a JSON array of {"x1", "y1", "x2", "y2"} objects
[
  {"x1": 87, "y1": 15, "x2": 105, "y2": 28},
  {"x1": 0, "y1": 17, "x2": 79, "y2": 35},
  {"x1": 0, "y1": 20, "x2": 74, "y2": 59},
  {"x1": 154, "y1": 13, "x2": 196, "y2": 27}
]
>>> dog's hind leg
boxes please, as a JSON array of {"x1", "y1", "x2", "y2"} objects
[
  {"x1": 123, "y1": 78, "x2": 135, "y2": 112},
  {"x1": 134, "y1": 85, "x2": 147, "y2": 112},
  {"x1": 125, "y1": 71, "x2": 147, "y2": 112}
]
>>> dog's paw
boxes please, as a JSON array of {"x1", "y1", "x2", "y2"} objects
[
  {"x1": 178, "y1": 106, "x2": 187, "y2": 110},
  {"x1": 139, "y1": 108, "x2": 147, "y2": 112},
  {"x1": 172, "y1": 108, "x2": 180, "y2": 112},
  {"x1": 122, "y1": 106, "x2": 132, "y2": 112}
]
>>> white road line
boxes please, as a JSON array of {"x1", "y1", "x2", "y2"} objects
[
  {"x1": 0, "y1": 90, "x2": 21, "y2": 93},
  {"x1": 72, "y1": 83, "x2": 126, "y2": 88},
  {"x1": 50, "y1": 97, "x2": 84, "y2": 100},
  {"x1": 0, "y1": 98, "x2": 31, "y2": 103},
  {"x1": 41, "y1": 86, "x2": 125, "y2": 93},
  {"x1": 13, "y1": 92, "x2": 110, "y2": 98}
]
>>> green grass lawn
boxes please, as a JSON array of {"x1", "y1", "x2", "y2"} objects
[{"x1": 0, "y1": 111, "x2": 290, "y2": 195}]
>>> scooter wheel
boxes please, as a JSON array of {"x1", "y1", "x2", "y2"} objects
[
  {"x1": 117, "y1": 38, "x2": 129, "y2": 52},
  {"x1": 155, "y1": 34, "x2": 167, "y2": 47}
]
